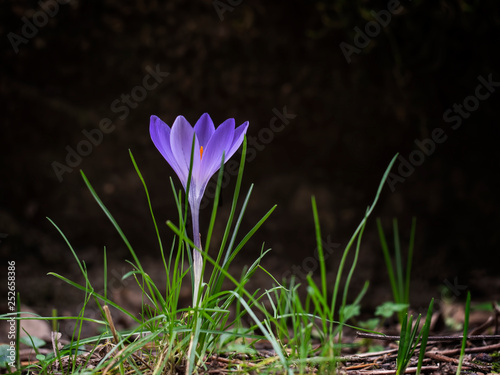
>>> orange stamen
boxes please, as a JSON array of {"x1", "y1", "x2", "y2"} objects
[{"x1": 200, "y1": 146, "x2": 204, "y2": 160}]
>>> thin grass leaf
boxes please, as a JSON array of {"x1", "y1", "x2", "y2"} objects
[
  {"x1": 377, "y1": 217, "x2": 416, "y2": 324},
  {"x1": 417, "y1": 298, "x2": 434, "y2": 375},
  {"x1": 311, "y1": 196, "x2": 327, "y2": 304},
  {"x1": 206, "y1": 139, "x2": 250, "y2": 307},
  {"x1": 393, "y1": 219, "x2": 404, "y2": 305},
  {"x1": 204, "y1": 152, "x2": 225, "y2": 254},
  {"x1": 15, "y1": 293, "x2": 20, "y2": 370},
  {"x1": 103, "y1": 247, "x2": 108, "y2": 300},
  {"x1": 330, "y1": 153, "x2": 398, "y2": 316},
  {"x1": 232, "y1": 292, "x2": 292, "y2": 375},
  {"x1": 46, "y1": 217, "x2": 95, "y2": 295},
  {"x1": 220, "y1": 184, "x2": 254, "y2": 270},
  {"x1": 340, "y1": 212, "x2": 368, "y2": 333},
  {"x1": 219, "y1": 137, "x2": 247, "y2": 255},
  {"x1": 377, "y1": 218, "x2": 399, "y2": 303},
  {"x1": 80, "y1": 171, "x2": 143, "y2": 273},
  {"x1": 225, "y1": 202, "x2": 276, "y2": 267},
  {"x1": 48, "y1": 272, "x2": 140, "y2": 323},
  {"x1": 129, "y1": 149, "x2": 171, "y2": 293},
  {"x1": 456, "y1": 291, "x2": 471, "y2": 375},
  {"x1": 306, "y1": 275, "x2": 329, "y2": 319},
  {"x1": 186, "y1": 314, "x2": 203, "y2": 374},
  {"x1": 396, "y1": 312, "x2": 422, "y2": 375},
  {"x1": 405, "y1": 218, "x2": 416, "y2": 307}
]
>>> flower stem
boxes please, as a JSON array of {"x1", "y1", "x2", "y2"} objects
[{"x1": 190, "y1": 202, "x2": 203, "y2": 306}]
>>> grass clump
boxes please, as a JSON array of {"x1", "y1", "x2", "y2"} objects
[{"x1": 0, "y1": 148, "x2": 434, "y2": 375}]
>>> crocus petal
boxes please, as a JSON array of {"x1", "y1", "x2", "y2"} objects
[
  {"x1": 226, "y1": 121, "x2": 249, "y2": 161},
  {"x1": 199, "y1": 118, "x2": 235, "y2": 183},
  {"x1": 150, "y1": 115, "x2": 184, "y2": 179},
  {"x1": 170, "y1": 115, "x2": 201, "y2": 187},
  {"x1": 194, "y1": 113, "x2": 215, "y2": 147},
  {"x1": 150, "y1": 114, "x2": 248, "y2": 205}
]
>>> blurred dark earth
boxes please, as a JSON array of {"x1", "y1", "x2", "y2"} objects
[{"x1": 1, "y1": 0, "x2": 500, "y2": 335}]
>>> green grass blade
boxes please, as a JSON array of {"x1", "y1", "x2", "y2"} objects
[
  {"x1": 221, "y1": 136, "x2": 247, "y2": 252},
  {"x1": 377, "y1": 218, "x2": 399, "y2": 303},
  {"x1": 129, "y1": 149, "x2": 164, "y2": 255},
  {"x1": 405, "y1": 217, "x2": 416, "y2": 307},
  {"x1": 223, "y1": 203, "x2": 276, "y2": 271},
  {"x1": 393, "y1": 219, "x2": 404, "y2": 305},
  {"x1": 417, "y1": 298, "x2": 434, "y2": 375},
  {"x1": 330, "y1": 154, "x2": 398, "y2": 316},
  {"x1": 46, "y1": 217, "x2": 94, "y2": 293},
  {"x1": 311, "y1": 196, "x2": 327, "y2": 305},
  {"x1": 207, "y1": 137, "x2": 247, "y2": 257},
  {"x1": 48, "y1": 272, "x2": 140, "y2": 323},
  {"x1": 129, "y1": 150, "x2": 169, "y2": 283},
  {"x1": 456, "y1": 291, "x2": 471, "y2": 375},
  {"x1": 396, "y1": 313, "x2": 409, "y2": 374},
  {"x1": 222, "y1": 184, "x2": 253, "y2": 268},
  {"x1": 232, "y1": 292, "x2": 291, "y2": 375},
  {"x1": 103, "y1": 246, "x2": 107, "y2": 300},
  {"x1": 341, "y1": 212, "x2": 367, "y2": 320},
  {"x1": 80, "y1": 171, "x2": 143, "y2": 273},
  {"x1": 208, "y1": 140, "x2": 248, "y2": 296},
  {"x1": 204, "y1": 151, "x2": 225, "y2": 253}
]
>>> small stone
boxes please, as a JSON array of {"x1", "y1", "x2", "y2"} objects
[{"x1": 474, "y1": 353, "x2": 493, "y2": 363}]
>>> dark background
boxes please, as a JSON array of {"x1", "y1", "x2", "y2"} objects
[{"x1": 1, "y1": 0, "x2": 499, "y2": 329}]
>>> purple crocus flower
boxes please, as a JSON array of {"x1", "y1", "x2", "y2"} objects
[{"x1": 150, "y1": 113, "x2": 249, "y2": 304}]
